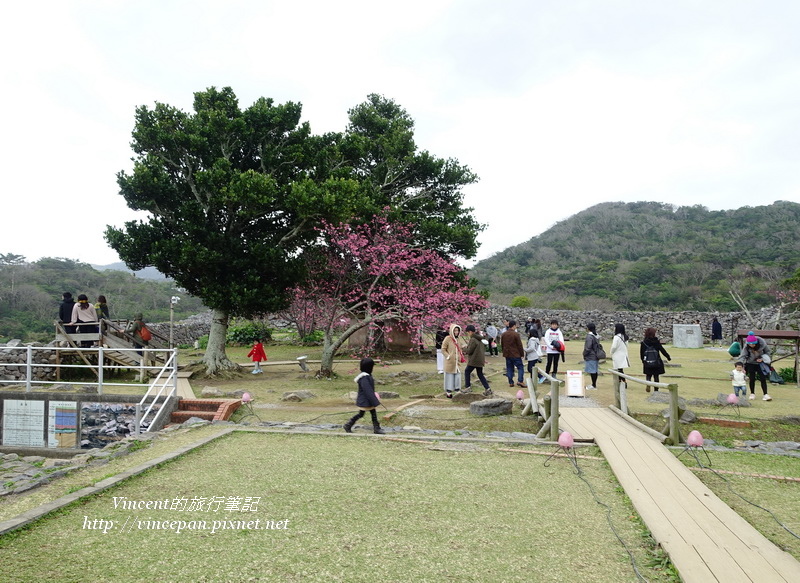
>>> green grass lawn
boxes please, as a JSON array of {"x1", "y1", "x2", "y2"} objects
[
  {"x1": 1, "y1": 340, "x2": 797, "y2": 581},
  {"x1": 0, "y1": 431, "x2": 679, "y2": 582}
]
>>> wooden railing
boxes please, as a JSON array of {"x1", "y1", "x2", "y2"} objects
[{"x1": 609, "y1": 370, "x2": 683, "y2": 445}]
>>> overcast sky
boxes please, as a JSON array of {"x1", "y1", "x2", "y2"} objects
[{"x1": 3, "y1": 1, "x2": 799, "y2": 268}]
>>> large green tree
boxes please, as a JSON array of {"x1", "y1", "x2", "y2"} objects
[{"x1": 106, "y1": 88, "x2": 481, "y2": 374}]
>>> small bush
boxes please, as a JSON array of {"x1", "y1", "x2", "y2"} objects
[
  {"x1": 510, "y1": 295, "x2": 532, "y2": 308},
  {"x1": 197, "y1": 335, "x2": 209, "y2": 349},
  {"x1": 778, "y1": 367, "x2": 797, "y2": 383},
  {"x1": 226, "y1": 321, "x2": 272, "y2": 346},
  {"x1": 300, "y1": 330, "x2": 324, "y2": 345}
]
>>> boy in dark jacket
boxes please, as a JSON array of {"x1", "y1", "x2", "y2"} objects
[{"x1": 343, "y1": 358, "x2": 385, "y2": 434}]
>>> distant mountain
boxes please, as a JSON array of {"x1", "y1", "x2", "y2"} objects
[
  {"x1": 92, "y1": 262, "x2": 169, "y2": 281},
  {"x1": 469, "y1": 200, "x2": 800, "y2": 311}
]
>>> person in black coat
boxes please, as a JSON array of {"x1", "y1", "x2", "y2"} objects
[
  {"x1": 343, "y1": 358, "x2": 385, "y2": 434},
  {"x1": 59, "y1": 292, "x2": 76, "y2": 333},
  {"x1": 711, "y1": 317, "x2": 723, "y2": 346},
  {"x1": 640, "y1": 327, "x2": 671, "y2": 390}
]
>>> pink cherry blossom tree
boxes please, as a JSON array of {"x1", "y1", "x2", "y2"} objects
[{"x1": 288, "y1": 214, "x2": 488, "y2": 376}]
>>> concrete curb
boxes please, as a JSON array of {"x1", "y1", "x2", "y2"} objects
[{"x1": 0, "y1": 427, "x2": 236, "y2": 536}]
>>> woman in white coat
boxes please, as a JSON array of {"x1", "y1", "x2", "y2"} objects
[{"x1": 610, "y1": 323, "x2": 630, "y2": 389}]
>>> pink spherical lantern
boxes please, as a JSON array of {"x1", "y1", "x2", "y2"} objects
[
  {"x1": 558, "y1": 431, "x2": 574, "y2": 449},
  {"x1": 241, "y1": 392, "x2": 252, "y2": 403},
  {"x1": 687, "y1": 430, "x2": 704, "y2": 448},
  {"x1": 726, "y1": 393, "x2": 739, "y2": 405},
  {"x1": 516, "y1": 389, "x2": 525, "y2": 400}
]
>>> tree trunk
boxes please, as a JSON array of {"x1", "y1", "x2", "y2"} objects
[
  {"x1": 202, "y1": 308, "x2": 240, "y2": 375},
  {"x1": 319, "y1": 321, "x2": 369, "y2": 377}
]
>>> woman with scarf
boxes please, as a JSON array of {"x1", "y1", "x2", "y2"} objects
[
  {"x1": 69, "y1": 294, "x2": 98, "y2": 347},
  {"x1": 441, "y1": 323, "x2": 466, "y2": 398}
]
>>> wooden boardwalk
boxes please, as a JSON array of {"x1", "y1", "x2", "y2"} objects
[{"x1": 560, "y1": 408, "x2": 800, "y2": 583}]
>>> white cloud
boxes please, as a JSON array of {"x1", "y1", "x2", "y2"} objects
[{"x1": 1, "y1": 0, "x2": 799, "y2": 267}]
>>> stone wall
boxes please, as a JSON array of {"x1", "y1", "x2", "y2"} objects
[
  {"x1": 0, "y1": 341, "x2": 58, "y2": 382},
  {"x1": 471, "y1": 306, "x2": 780, "y2": 343}
]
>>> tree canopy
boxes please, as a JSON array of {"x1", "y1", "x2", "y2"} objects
[
  {"x1": 106, "y1": 87, "x2": 481, "y2": 373},
  {"x1": 287, "y1": 215, "x2": 488, "y2": 375}
]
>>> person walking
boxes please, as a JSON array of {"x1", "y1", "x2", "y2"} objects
[
  {"x1": 611, "y1": 323, "x2": 630, "y2": 390},
  {"x1": 738, "y1": 333, "x2": 772, "y2": 401},
  {"x1": 484, "y1": 322, "x2": 499, "y2": 356},
  {"x1": 464, "y1": 325, "x2": 492, "y2": 396},
  {"x1": 730, "y1": 362, "x2": 748, "y2": 399},
  {"x1": 582, "y1": 322, "x2": 603, "y2": 390},
  {"x1": 343, "y1": 357, "x2": 385, "y2": 434},
  {"x1": 543, "y1": 319, "x2": 565, "y2": 377},
  {"x1": 640, "y1": 328, "x2": 671, "y2": 390},
  {"x1": 500, "y1": 320, "x2": 526, "y2": 388},
  {"x1": 711, "y1": 317, "x2": 723, "y2": 346},
  {"x1": 247, "y1": 338, "x2": 268, "y2": 374},
  {"x1": 525, "y1": 330, "x2": 542, "y2": 382},
  {"x1": 441, "y1": 324, "x2": 466, "y2": 398}
]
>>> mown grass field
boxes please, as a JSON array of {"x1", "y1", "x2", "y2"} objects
[
  {"x1": 0, "y1": 338, "x2": 797, "y2": 581},
  {"x1": 0, "y1": 431, "x2": 681, "y2": 582}
]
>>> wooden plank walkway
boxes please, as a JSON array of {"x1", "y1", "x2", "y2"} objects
[
  {"x1": 175, "y1": 371, "x2": 195, "y2": 399},
  {"x1": 560, "y1": 408, "x2": 800, "y2": 583}
]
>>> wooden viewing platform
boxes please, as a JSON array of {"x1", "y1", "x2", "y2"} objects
[{"x1": 560, "y1": 407, "x2": 800, "y2": 582}]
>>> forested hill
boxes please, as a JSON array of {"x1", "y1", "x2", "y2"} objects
[
  {"x1": 0, "y1": 256, "x2": 206, "y2": 340},
  {"x1": 469, "y1": 201, "x2": 800, "y2": 311}
]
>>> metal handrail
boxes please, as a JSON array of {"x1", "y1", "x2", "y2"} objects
[
  {"x1": 0, "y1": 345, "x2": 177, "y2": 395},
  {"x1": 136, "y1": 351, "x2": 179, "y2": 431}
]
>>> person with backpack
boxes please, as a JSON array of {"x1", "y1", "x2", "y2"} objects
[
  {"x1": 640, "y1": 327, "x2": 671, "y2": 390},
  {"x1": 582, "y1": 322, "x2": 604, "y2": 390},
  {"x1": 543, "y1": 319, "x2": 565, "y2": 377},
  {"x1": 127, "y1": 313, "x2": 151, "y2": 353}
]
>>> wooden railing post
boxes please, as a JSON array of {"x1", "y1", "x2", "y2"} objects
[
  {"x1": 549, "y1": 379, "x2": 560, "y2": 441},
  {"x1": 666, "y1": 383, "x2": 683, "y2": 445}
]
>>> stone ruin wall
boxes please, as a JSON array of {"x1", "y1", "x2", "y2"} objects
[{"x1": 470, "y1": 306, "x2": 780, "y2": 344}]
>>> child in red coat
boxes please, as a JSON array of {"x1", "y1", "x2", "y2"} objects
[{"x1": 247, "y1": 339, "x2": 267, "y2": 374}]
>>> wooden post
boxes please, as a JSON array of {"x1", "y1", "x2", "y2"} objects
[
  {"x1": 613, "y1": 372, "x2": 621, "y2": 410},
  {"x1": 536, "y1": 417, "x2": 552, "y2": 438},
  {"x1": 542, "y1": 394, "x2": 551, "y2": 420},
  {"x1": 549, "y1": 379, "x2": 560, "y2": 441},
  {"x1": 666, "y1": 383, "x2": 682, "y2": 445},
  {"x1": 620, "y1": 377, "x2": 628, "y2": 416}
]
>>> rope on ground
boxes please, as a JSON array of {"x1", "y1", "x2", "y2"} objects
[
  {"x1": 560, "y1": 452, "x2": 651, "y2": 583},
  {"x1": 690, "y1": 456, "x2": 800, "y2": 540}
]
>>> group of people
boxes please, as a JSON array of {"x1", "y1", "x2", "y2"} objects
[
  {"x1": 433, "y1": 317, "x2": 570, "y2": 398},
  {"x1": 731, "y1": 333, "x2": 773, "y2": 401},
  {"x1": 58, "y1": 292, "x2": 108, "y2": 347},
  {"x1": 437, "y1": 323, "x2": 493, "y2": 398},
  {"x1": 590, "y1": 323, "x2": 672, "y2": 392},
  {"x1": 58, "y1": 291, "x2": 149, "y2": 349}
]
